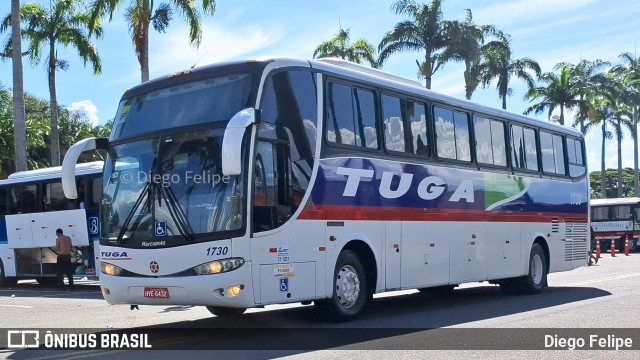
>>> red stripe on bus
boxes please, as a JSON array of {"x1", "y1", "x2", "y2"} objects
[{"x1": 297, "y1": 205, "x2": 588, "y2": 223}]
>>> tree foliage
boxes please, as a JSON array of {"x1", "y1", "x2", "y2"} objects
[
  {"x1": 0, "y1": 86, "x2": 110, "y2": 179},
  {"x1": 590, "y1": 168, "x2": 636, "y2": 199}
]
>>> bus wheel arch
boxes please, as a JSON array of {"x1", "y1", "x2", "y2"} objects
[
  {"x1": 533, "y1": 236, "x2": 550, "y2": 281},
  {"x1": 500, "y1": 238, "x2": 548, "y2": 295},
  {"x1": 341, "y1": 240, "x2": 377, "y2": 297}
]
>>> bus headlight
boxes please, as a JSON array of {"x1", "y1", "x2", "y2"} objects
[
  {"x1": 193, "y1": 258, "x2": 245, "y2": 275},
  {"x1": 101, "y1": 262, "x2": 123, "y2": 276}
]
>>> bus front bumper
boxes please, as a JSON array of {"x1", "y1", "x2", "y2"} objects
[{"x1": 98, "y1": 262, "x2": 254, "y2": 308}]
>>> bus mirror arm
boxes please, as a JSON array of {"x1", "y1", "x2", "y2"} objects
[
  {"x1": 222, "y1": 108, "x2": 260, "y2": 176},
  {"x1": 62, "y1": 137, "x2": 109, "y2": 199}
]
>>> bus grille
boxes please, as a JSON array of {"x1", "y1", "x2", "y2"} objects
[{"x1": 564, "y1": 221, "x2": 588, "y2": 261}]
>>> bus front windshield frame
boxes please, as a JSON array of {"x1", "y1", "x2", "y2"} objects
[{"x1": 101, "y1": 128, "x2": 245, "y2": 247}]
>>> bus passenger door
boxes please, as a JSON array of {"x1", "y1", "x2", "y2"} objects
[{"x1": 251, "y1": 139, "x2": 322, "y2": 305}]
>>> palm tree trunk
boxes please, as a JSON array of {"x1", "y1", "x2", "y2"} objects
[
  {"x1": 601, "y1": 122, "x2": 607, "y2": 198},
  {"x1": 634, "y1": 107, "x2": 639, "y2": 196},
  {"x1": 464, "y1": 61, "x2": 473, "y2": 100},
  {"x1": 423, "y1": 54, "x2": 432, "y2": 89},
  {"x1": 500, "y1": 76, "x2": 507, "y2": 110},
  {"x1": 141, "y1": 22, "x2": 150, "y2": 83},
  {"x1": 617, "y1": 121, "x2": 623, "y2": 198},
  {"x1": 11, "y1": 0, "x2": 27, "y2": 172},
  {"x1": 48, "y1": 40, "x2": 60, "y2": 167},
  {"x1": 579, "y1": 95, "x2": 586, "y2": 134}
]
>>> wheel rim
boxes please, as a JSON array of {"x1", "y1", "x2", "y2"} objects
[
  {"x1": 531, "y1": 253, "x2": 543, "y2": 285},
  {"x1": 336, "y1": 265, "x2": 360, "y2": 308}
]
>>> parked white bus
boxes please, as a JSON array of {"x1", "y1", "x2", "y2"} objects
[
  {"x1": 62, "y1": 57, "x2": 589, "y2": 321},
  {"x1": 590, "y1": 197, "x2": 640, "y2": 252},
  {"x1": 0, "y1": 161, "x2": 103, "y2": 287}
]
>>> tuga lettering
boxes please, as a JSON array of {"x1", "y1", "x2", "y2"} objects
[
  {"x1": 101, "y1": 252, "x2": 129, "y2": 258},
  {"x1": 336, "y1": 166, "x2": 474, "y2": 203}
]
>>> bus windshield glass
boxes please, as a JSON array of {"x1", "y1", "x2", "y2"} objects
[
  {"x1": 112, "y1": 73, "x2": 253, "y2": 139},
  {"x1": 101, "y1": 129, "x2": 244, "y2": 245}
]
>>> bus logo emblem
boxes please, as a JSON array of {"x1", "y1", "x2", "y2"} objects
[
  {"x1": 155, "y1": 222, "x2": 167, "y2": 237},
  {"x1": 88, "y1": 217, "x2": 99, "y2": 235},
  {"x1": 150, "y1": 261, "x2": 159, "y2": 273}
]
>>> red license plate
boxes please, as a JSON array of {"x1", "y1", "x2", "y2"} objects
[{"x1": 143, "y1": 287, "x2": 169, "y2": 298}]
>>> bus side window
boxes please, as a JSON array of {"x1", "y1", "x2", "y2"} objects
[
  {"x1": 87, "y1": 178, "x2": 102, "y2": 210},
  {"x1": 44, "y1": 182, "x2": 68, "y2": 211},
  {"x1": 0, "y1": 188, "x2": 6, "y2": 216},
  {"x1": 254, "y1": 70, "x2": 317, "y2": 233},
  {"x1": 253, "y1": 140, "x2": 289, "y2": 232},
  {"x1": 11, "y1": 185, "x2": 37, "y2": 214}
]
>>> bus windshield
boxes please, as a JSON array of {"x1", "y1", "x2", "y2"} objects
[
  {"x1": 101, "y1": 129, "x2": 244, "y2": 245},
  {"x1": 112, "y1": 73, "x2": 253, "y2": 139}
]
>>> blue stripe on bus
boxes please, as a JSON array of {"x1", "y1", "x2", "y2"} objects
[{"x1": 310, "y1": 157, "x2": 589, "y2": 215}]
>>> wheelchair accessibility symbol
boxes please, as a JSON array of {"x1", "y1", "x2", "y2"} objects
[
  {"x1": 155, "y1": 221, "x2": 167, "y2": 237},
  {"x1": 279, "y1": 278, "x2": 288, "y2": 292}
]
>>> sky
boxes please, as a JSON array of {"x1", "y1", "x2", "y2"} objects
[{"x1": 1, "y1": 0, "x2": 640, "y2": 174}]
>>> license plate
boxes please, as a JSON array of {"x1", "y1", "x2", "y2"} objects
[{"x1": 143, "y1": 287, "x2": 169, "y2": 298}]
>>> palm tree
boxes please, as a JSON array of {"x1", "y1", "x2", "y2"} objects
[
  {"x1": 569, "y1": 59, "x2": 610, "y2": 134},
  {"x1": 591, "y1": 96, "x2": 616, "y2": 198},
  {"x1": 3, "y1": 0, "x2": 102, "y2": 167},
  {"x1": 89, "y1": 0, "x2": 215, "y2": 83},
  {"x1": 524, "y1": 64, "x2": 577, "y2": 126},
  {"x1": 611, "y1": 52, "x2": 640, "y2": 196},
  {"x1": 313, "y1": 28, "x2": 378, "y2": 68},
  {"x1": 438, "y1": 9, "x2": 503, "y2": 100},
  {"x1": 10, "y1": 0, "x2": 27, "y2": 171},
  {"x1": 378, "y1": 0, "x2": 453, "y2": 89},
  {"x1": 481, "y1": 32, "x2": 540, "y2": 110}
]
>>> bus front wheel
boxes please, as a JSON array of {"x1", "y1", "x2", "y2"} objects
[
  {"x1": 315, "y1": 250, "x2": 371, "y2": 322},
  {"x1": 206, "y1": 306, "x2": 246, "y2": 318},
  {"x1": 0, "y1": 262, "x2": 17, "y2": 288}
]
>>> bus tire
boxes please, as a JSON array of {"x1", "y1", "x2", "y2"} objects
[
  {"x1": 0, "y1": 262, "x2": 17, "y2": 288},
  {"x1": 316, "y1": 250, "x2": 371, "y2": 322},
  {"x1": 519, "y1": 243, "x2": 547, "y2": 294},
  {"x1": 206, "y1": 306, "x2": 246, "y2": 318}
]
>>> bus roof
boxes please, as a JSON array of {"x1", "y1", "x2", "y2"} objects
[
  {"x1": 590, "y1": 197, "x2": 640, "y2": 206},
  {"x1": 127, "y1": 57, "x2": 583, "y2": 139},
  {"x1": 0, "y1": 161, "x2": 103, "y2": 186}
]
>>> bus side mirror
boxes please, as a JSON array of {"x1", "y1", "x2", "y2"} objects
[
  {"x1": 62, "y1": 137, "x2": 108, "y2": 199},
  {"x1": 222, "y1": 108, "x2": 260, "y2": 176}
]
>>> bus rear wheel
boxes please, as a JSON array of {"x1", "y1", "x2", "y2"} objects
[
  {"x1": 206, "y1": 306, "x2": 246, "y2": 318},
  {"x1": 315, "y1": 250, "x2": 371, "y2": 322},
  {"x1": 500, "y1": 243, "x2": 547, "y2": 295}
]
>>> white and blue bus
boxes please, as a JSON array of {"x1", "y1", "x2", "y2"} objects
[
  {"x1": 0, "y1": 162, "x2": 103, "y2": 287},
  {"x1": 62, "y1": 57, "x2": 589, "y2": 321},
  {"x1": 590, "y1": 197, "x2": 640, "y2": 252}
]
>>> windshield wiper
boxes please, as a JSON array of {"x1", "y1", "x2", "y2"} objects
[
  {"x1": 157, "y1": 182, "x2": 195, "y2": 241},
  {"x1": 116, "y1": 182, "x2": 151, "y2": 243}
]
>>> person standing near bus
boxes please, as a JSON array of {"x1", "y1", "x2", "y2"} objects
[{"x1": 55, "y1": 228, "x2": 74, "y2": 290}]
